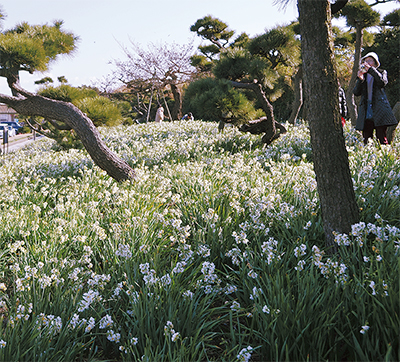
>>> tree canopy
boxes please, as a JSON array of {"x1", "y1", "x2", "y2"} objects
[
  {"x1": 190, "y1": 15, "x2": 234, "y2": 49},
  {"x1": 183, "y1": 77, "x2": 260, "y2": 124},
  {"x1": 339, "y1": 0, "x2": 381, "y2": 28},
  {"x1": 0, "y1": 20, "x2": 77, "y2": 87},
  {"x1": 186, "y1": 17, "x2": 300, "y2": 142}
]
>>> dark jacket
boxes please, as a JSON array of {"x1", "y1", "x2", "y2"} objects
[{"x1": 353, "y1": 67, "x2": 398, "y2": 131}]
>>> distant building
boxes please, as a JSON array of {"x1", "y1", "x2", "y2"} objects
[{"x1": 0, "y1": 104, "x2": 17, "y2": 122}]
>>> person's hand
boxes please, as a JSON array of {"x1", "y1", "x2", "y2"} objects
[
  {"x1": 357, "y1": 62, "x2": 371, "y2": 80},
  {"x1": 362, "y1": 62, "x2": 371, "y2": 72}
]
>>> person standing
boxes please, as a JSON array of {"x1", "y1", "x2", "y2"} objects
[
  {"x1": 353, "y1": 52, "x2": 398, "y2": 144},
  {"x1": 155, "y1": 105, "x2": 164, "y2": 123}
]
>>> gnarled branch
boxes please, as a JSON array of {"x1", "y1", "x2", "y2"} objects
[
  {"x1": 230, "y1": 80, "x2": 287, "y2": 144},
  {"x1": 0, "y1": 88, "x2": 135, "y2": 182}
]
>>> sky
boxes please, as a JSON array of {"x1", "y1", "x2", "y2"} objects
[{"x1": 0, "y1": 0, "x2": 398, "y2": 95}]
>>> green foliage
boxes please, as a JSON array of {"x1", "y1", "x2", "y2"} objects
[
  {"x1": 115, "y1": 99, "x2": 133, "y2": 118},
  {"x1": 339, "y1": 0, "x2": 381, "y2": 29},
  {"x1": 47, "y1": 125, "x2": 85, "y2": 151},
  {"x1": 183, "y1": 78, "x2": 258, "y2": 124},
  {"x1": 38, "y1": 84, "x2": 97, "y2": 103},
  {"x1": 248, "y1": 26, "x2": 300, "y2": 69},
  {"x1": 191, "y1": 20, "x2": 301, "y2": 123},
  {"x1": 332, "y1": 26, "x2": 356, "y2": 86},
  {"x1": 213, "y1": 48, "x2": 253, "y2": 81},
  {"x1": 190, "y1": 15, "x2": 234, "y2": 49},
  {"x1": 190, "y1": 15, "x2": 236, "y2": 75},
  {"x1": 190, "y1": 54, "x2": 213, "y2": 72},
  {"x1": 333, "y1": 26, "x2": 353, "y2": 48},
  {"x1": 198, "y1": 44, "x2": 220, "y2": 59},
  {"x1": 270, "y1": 78, "x2": 294, "y2": 121},
  {"x1": 231, "y1": 32, "x2": 251, "y2": 48},
  {"x1": 0, "y1": 32, "x2": 47, "y2": 71},
  {"x1": 57, "y1": 75, "x2": 68, "y2": 84},
  {"x1": 37, "y1": 85, "x2": 124, "y2": 149},
  {"x1": 13, "y1": 21, "x2": 75, "y2": 59},
  {"x1": 38, "y1": 84, "x2": 124, "y2": 127},
  {"x1": 34, "y1": 76, "x2": 54, "y2": 85},
  {"x1": 0, "y1": 21, "x2": 76, "y2": 74},
  {"x1": 381, "y1": 8, "x2": 400, "y2": 27},
  {"x1": 75, "y1": 96, "x2": 123, "y2": 127}
]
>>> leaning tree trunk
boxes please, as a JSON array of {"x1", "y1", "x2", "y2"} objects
[
  {"x1": 346, "y1": 23, "x2": 363, "y2": 126},
  {"x1": 297, "y1": 0, "x2": 359, "y2": 251},
  {"x1": 0, "y1": 91, "x2": 135, "y2": 182}
]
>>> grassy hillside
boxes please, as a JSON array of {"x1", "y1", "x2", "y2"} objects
[{"x1": 0, "y1": 120, "x2": 398, "y2": 361}]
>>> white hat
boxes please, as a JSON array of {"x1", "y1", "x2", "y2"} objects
[{"x1": 361, "y1": 52, "x2": 380, "y2": 68}]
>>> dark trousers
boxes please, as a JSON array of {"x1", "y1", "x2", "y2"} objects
[{"x1": 363, "y1": 119, "x2": 388, "y2": 145}]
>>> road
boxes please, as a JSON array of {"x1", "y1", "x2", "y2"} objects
[{"x1": 0, "y1": 133, "x2": 42, "y2": 154}]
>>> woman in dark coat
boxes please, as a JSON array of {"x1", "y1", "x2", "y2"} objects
[{"x1": 353, "y1": 52, "x2": 398, "y2": 144}]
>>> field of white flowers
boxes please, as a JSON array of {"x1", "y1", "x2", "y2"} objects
[{"x1": 0, "y1": 120, "x2": 399, "y2": 361}]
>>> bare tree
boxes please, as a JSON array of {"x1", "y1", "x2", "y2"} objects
[{"x1": 113, "y1": 41, "x2": 197, "y2": 120}]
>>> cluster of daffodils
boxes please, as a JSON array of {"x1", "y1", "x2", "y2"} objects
[
  {"x1": 196, "y1": 261, "x2": 222, "y2": 294},
  {"x1": 164, "y1": 321, "x2": 180, "y2": 343},
  {"x1": 69, "y1": 314, "x2": 96, "y2": 333},
  {"x1": 261, "y1": 237, "x2": 283, "y2": 265},
  {"x1": 115, "y1": 243, "x2": 133, "y2": 258},
  {"x1": 4, "y1": 243, "x2": 128, "y2": 350},
  {"x1": 262, "y1": 121, "x2": 311, "y2": 163},
  {"x1": 99, "y1": 315, "x2": 120, "y2": 343},
  {"x1": 139, "y1": 262, "x2": 161, "y2": 286},
  {"x1": 237, "y1": 346, "x2": 254, "y2": 362},
  {"x1": 294, "y1": 243, "x2": 307, "y2": 271},
  {"x1": 36, "y1": 314, "x2": 63, "y2": 337},
  {"x1": 8, "y1": 302, "x2": 33, "y2": 326},
  {"x1": 202, "y1": 208, "x2": 219, "y2": 231},
  {"x1": 311, "y1": 245, "x2": 348, "y2": 284},
  {"x1": 360, "y1": 325, "x2": 370, "y2": 334}
]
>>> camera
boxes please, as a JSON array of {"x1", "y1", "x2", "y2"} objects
[{"x1": 360, "y1": 63, "x2": 367, "y2": 72}]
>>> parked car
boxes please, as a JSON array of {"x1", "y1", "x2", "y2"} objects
[
  {"x1": 0, "y1": 120, "x2": 22, "y2": 133},
  {"x1": 0, "y1": 124, "x2": 16, "y2": 138}
]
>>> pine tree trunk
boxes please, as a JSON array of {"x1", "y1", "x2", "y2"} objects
[
  {"x1": 1, "y1": 93, "x2": 135, "y2": 182},
  {"x1": 297, "y1": 0, "x2": 359, "y2": 250}
]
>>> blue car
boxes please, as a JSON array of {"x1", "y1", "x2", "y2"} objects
[{"x1": 0, "y1": 121, "x2": 23, "y2": 133}]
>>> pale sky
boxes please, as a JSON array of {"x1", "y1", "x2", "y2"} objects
[{"x1": 0, "y1": 0, "x2": 398, "y2": 95}]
